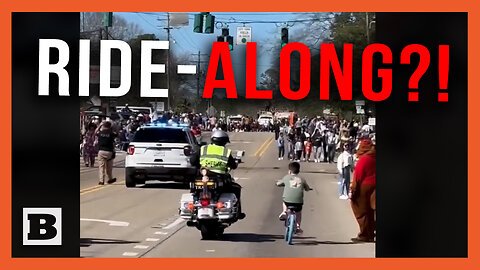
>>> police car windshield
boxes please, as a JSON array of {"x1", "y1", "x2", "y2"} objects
[{"x1": 132, "y1": 128, "x2": 188, "y2": 143}]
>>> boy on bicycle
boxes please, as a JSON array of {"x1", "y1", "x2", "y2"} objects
[{"x1": 276, "y1": 162, "x2": 312, "y2": 234}]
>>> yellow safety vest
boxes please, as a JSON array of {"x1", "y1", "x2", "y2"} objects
[{"x1": 199, "y1": 145, "x2": 232, "y2": 174}]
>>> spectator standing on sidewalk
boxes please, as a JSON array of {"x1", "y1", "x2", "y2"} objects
[
  {"x1": 287, "y1": 129, "x2": 296, "y2": 160},
  {"x1": 304, "y1": 137, "x2": 313, "y2": 162},
  {"x1": 294, "y1": 137, "x2": 303, "y2": 162},
  {"x1": 322, "y1": 130, "x2": 328, "y2": 162},
  {"x1": 96, "y1": 121, "x2": 117, "y2": 185},
  {"x1": 337, "y1": 144, "x2": 353, "y2": 199},
  {"x1": 311, "y1": 129, "x2": 323, "y2": 163},
  {"x1": 326, "y1": 130, "x2": 338, "y2": 163},
  {"x1": 277, "y1": 133, "x2": 285, "y2": 160},
  {"x1": 82, "y1": 122, "x2": 98, "y2": 167}
]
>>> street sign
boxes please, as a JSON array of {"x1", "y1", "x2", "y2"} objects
[
  {"x1": 156, "y1": 102, "x2": 164, "y2": 112},
  {"x1": 355, "y1": 100, "x2": 365, "y2": 106},
  {"x1": 206, "y1": 106, "x2": 217, "y2": 116},
  {"x1": 236, "y1": 27, "x2": 252, "y2": 45},
  {"x1": 356, "y1": 106, "x2": 365, "y2": 115},
  {"x1": 149, "y1": 102, "x2": 164, "y2": 112},
  {"x1": 90, "y1": 96, "x2": 101, "y2": 106},
  {"x1": 170, "y1": 13, "x2": 189, "y2": 27},
  {"x1": 368, "y1": 117, "x2": 376, "y2": 126},
  {"x1": 220, "y1": 110, "x2": 225, "y2": 117}
]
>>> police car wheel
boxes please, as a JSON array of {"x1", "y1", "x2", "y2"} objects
[{"x1": 125, "y1": 174, "x2": 136, "y2": 188}]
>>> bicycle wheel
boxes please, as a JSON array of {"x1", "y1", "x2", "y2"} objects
[
  {"x1": 284, "y1": 213, "x2": 290, "y2": 241},
  {"x1": 287, "y1": 214, "x2": 295, "y2": 245}
]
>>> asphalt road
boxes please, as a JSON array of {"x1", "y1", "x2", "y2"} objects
[{"x1": 80, "y1": 132, "x2": 375, "y2": 258}]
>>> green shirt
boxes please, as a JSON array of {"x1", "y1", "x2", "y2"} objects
[{"x1": 277, "y1": 174, "x2": 311, "y2": 204}]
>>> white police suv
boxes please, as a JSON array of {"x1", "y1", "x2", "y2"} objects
[{"x1": 125, "y1": 123, "x2": 202, "y2": 187}]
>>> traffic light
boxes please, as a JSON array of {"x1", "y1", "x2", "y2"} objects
[
  {"x1": 204, "y1": 13, "x2": 215, "y2": 34},
  {"x1": 103, "y1": 12, "x2": 113, "y2": 27},
  {"x1": 218, "y1": 28, "x2": 233, "y2": 51},
  {"x1": 227, "y1": 36, "x2": 234, "y2": 51},
  {"x1": 222, "y1": 28, "x2": 229, "y2": 36},
  {"x1": 193, "y1": 14, "x2": 203, "y2": 33},
  {"x1": 193, "y1": 12, "x2": 215, "y2": 34},
  {"x1": 281, "y1": 27, "x2": 288, "y2": 48}
]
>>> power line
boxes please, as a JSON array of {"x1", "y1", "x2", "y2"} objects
[{"x1": 135, "y1": 13, "x2": 162, "y2": 32}]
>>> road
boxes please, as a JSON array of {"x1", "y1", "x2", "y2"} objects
[{"x1": 80, "y1": 132, "x2": 375, "y2": 258}]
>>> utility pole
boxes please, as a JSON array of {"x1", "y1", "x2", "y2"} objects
[
  {"x1": 197, "y1": 51, "x2": 201, "y2": 99},
  {"x1": 190, "y1": 52, "x2": 208, "y2": 112},
  {"x1": 366, "y1": 12, "x2": 370, "y2": 44}
]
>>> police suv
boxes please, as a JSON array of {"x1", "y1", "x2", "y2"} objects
[{"x1": 125, "y1": 123, "x2": 201, "y2": 187}]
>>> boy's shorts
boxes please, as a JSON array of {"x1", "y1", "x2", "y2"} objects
[{"x1": 284, "y1": 201, "x2": 303, "y2": 212}]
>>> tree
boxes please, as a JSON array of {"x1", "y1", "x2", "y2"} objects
[
  {"x1": 80, "y1": 12, "x2": 143, "y2": 41},
  {"x1": 256, "y1": 12, "x2": 375, "y2": 117}
]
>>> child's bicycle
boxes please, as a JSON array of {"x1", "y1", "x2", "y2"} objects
[{"x1": 284, "y1": 205, "x2": 300, "y2": 245}]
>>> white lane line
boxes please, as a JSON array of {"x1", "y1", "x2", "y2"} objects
[
  {"x1": 145, "y1": 238, "x2": 160, "y2": 242},
  {"x1": 236, "y1": 177, "x2": 250, "y2": 180},
  {"x1": 80, "y1": 218, "x2": 129, "y2": 227},
  {"x1": 159, "y1": 223, "x2": 167, "y2": 226},
  {"x1": 163, "y1": 217, "x2": 184, "y2": 230},
  {"x1": 134, "y1": 245, "x2": 150, "y2": 249},
  {"x1": 122, "y1": 252, "x2": 139, "y2": 256},
  {"x1": 206, "y1": 249, "x2": 215, "y2": 252},
  {"x1": 154, "y1": 231, "x2": 168, "y2": 235}
]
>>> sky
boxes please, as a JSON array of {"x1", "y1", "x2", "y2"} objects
[{"x1": 114, "y1": 12, "x2": 326, "y2": 94}]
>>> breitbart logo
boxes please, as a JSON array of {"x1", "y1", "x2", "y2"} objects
[{"x1": 22, "y1": 208, "x2": 62, "y2": 245}]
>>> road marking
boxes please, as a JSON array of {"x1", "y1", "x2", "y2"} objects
[
  {"x1": 122, "y1": 252, "x2": 138, "y2": 256},
  {"x1": 163, "y1": 217, "x2": 184, "y2": 230},
  {"x1": 154, "y1": 231, "x2": 168, "y2": 235},
  {"x1": 145, "y1": 238, "x2": 160, "y2": 242},
  {"x1": 254, "y1": 137, "x2": 272, "y2": 156},
  {"x1": 80, "y1": 181, "x2": 125, "y2": 196},
  {"x1": 258, "y1": 137, "x2": 274, "y2": 157},
  {"x1": 235, "y1": 177, "x2": 250, "y2": 180},
  {"x1": 134, "y1": 245, "x2": 150, "y2": 249},
  {"x1": 206, "y1": 250, "x2": 215, "y2": 253},
  {"x1": 80, "y1": 218, "x2": 129, "y2": 227}
]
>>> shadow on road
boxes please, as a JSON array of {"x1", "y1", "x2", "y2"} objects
[
  {"x1": 214, "y1": 233, "x2": 315, "y2": 243},
  {"x1": 80, "y1": 238, "x2": 140, "y2": 247},
  {"x1": 293, "y1": 240, "x2": 366, "y2": 245},
  {"x1": 219, "y1": 233, "x2": 282, "y2": 242},
  {"x1": 139, "y1": 182, "x2": 190, "y2": 190},
  {"x1": 300, "y1": 170, "x2": 337, "y2": 175}
]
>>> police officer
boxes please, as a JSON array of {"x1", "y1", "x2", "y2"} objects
[{"x1": 193, "y1": 130, "x2": 245, "y2": 219}]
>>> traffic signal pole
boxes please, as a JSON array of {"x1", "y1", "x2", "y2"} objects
[
  {"x1": 197, "y1": 51, "x2": 200, "y2": 99},
  {"x1": 166, "y1": 12, "x2": 171, "y2": 111}
]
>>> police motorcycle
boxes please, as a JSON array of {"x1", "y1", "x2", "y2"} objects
[{"x1": 179, "y1": 132, "x2": 245, "y2": 240}]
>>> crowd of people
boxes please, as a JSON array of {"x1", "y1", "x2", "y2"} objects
[
  {"x1": 274, "y1": 116, "x2": 375, "y2": 164},
  {"x1": 273, "y1": 116, "x2": 376, "y2": 242}
]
